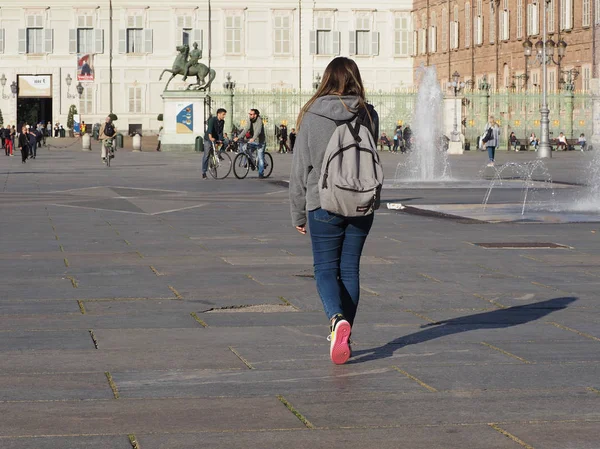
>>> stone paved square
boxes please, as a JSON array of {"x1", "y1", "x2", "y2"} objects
[{"x1": 1, "y1": 145, "x2": 599, "y2": 448}]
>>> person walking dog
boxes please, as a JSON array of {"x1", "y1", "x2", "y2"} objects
[{"x1": 290, "y1": 57, "x2": 383, "y2": 365}]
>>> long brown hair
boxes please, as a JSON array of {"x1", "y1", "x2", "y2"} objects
[{"x1": 296, "y1": 57, "x2": 370, "y2": 129}]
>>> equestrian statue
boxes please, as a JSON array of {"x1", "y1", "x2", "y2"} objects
[{"x1": 159, "y1": 43, "x2": 216, "y2": 91}]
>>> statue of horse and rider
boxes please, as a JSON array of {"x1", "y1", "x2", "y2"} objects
[{"x1": 159, "y1": 42, "x2": 216, "y2": 91}]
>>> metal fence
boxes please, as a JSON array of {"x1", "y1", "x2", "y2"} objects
[{"x1": 208, "y1": 89, "x2": 592, "y2": 149}]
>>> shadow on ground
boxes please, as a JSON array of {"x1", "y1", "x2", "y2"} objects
[{"x1": 351, "y1": 296, "x2": 577, "y2": 364}]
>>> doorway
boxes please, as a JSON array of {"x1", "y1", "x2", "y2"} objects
[{"x1": 17, "y1": 97, "x2": 52, "y2": 128}]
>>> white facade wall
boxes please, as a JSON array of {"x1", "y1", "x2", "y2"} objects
[{"x1": 0, "y1": 1, "x2": 412, "y2": 133}]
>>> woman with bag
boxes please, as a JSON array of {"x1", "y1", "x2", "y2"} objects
[
  {"x1": 18, "y1": 126, "x2": 29, "y2": 163},
  {"x1": 289, "y1": 57, "x2": 379, "y2": 365}
]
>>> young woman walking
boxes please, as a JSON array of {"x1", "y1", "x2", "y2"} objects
[{"x1": 289, "y1": 57, "x2": 379, "y2": 365}]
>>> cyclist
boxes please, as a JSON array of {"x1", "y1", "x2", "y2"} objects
[
  {"x1": 99, "y1": 115, "x2": 117, "y2": 164},
  {"x1": 202, "y1": 108, "x2": 227, "y2": 179},
  {"x1": 235, "y1": 109, "x2": 266, "y2": 178}
]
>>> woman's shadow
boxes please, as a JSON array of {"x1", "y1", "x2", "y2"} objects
[{"x1": 351, "y1": 296, "x2": 577, "y2": 364}]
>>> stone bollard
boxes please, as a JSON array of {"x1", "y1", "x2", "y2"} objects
[
  {"x1": 81, "y1": 133, "x2": 91, "y2": 151},
  {"x1": 132, "y1": 133, "x2": 142, "y2": 152}
]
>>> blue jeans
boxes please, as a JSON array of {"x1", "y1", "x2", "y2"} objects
[
  {"x1": 308, "y1": 208, "x2": 374, "y2": 326},
  {"x1": 487, "y1": 146, "x2": 495, "y2": 162},
  {"x1": 247, "y1": 142, "x2": 265, "y2": 176}
]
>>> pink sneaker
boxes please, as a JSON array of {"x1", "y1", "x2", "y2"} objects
[{"x1": 328, "y1": 316, "x2": 351, "y2": 365}]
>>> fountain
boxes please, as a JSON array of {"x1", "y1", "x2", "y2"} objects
[
  {"x1": 570, "y1": 149, "x2": 600, "y2": 212},
  {"x1": 393, "y1": 65, "x2": 451, "y2": 182}
]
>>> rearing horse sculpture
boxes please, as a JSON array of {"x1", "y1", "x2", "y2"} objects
[{"x1": 159, "y1": 45, "x2": 216, "y2": 91}]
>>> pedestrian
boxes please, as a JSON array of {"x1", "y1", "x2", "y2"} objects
[
  {"x1": 289, "y1": 56, "x2": 380, "y2": 365},
  {"x1": 557, "y1": 132, "x2": 568, "y2": 151},
  {"x1": 392, "y1": 127, "x2": 401, "y2": 153},
  {"x1": 28, "y1": 127, "x2": 38, "y2": 159},
  {"x1": 380, "y1": 132, "x2": 392, "y2": 151},
  {"x1": 46, "y1": 121, "x2": 52, "y2": 138},
  {"x1": 278, "y1": 124, "x2": 290, "y2": 153},
  {"x1": 402, "y1": 125, "x2": 412, "y2": 152},
  {"x1": 529, "y1": 133, "x2": 539, "y2": 151},
  {"x1": 482, "y1": 116, "x2": 500, "y2": 166},
  {"x1": 509, "y1": 131, "x2": 518, "y2": 151},
  {"x1": 578, "y1": 133, "x2": 586, "y2": 151},
  {"x1": 6, "y1": 127, "x2": 14, "y2": 156},
  {"x1": 156, "y1": 126, "x2": 163, "y2": 151},
  {"x1": 235, "y1": 109, "x2": 266, "y2": 178},
  {"x1": 59, "y1": 125, "x2": 65, "y2": 137},
  {"x1": 202, "y1": 108, "x2": 226, "y2": 178},
  {"x1": 18, "y1": 125, "x2": 29, "y2": 163},
  {"x1": 99, "y1": 115, "x2": 117, "y2": 164},
  {"x1": 289, "y1": 128, "x2": 296, "y2": 153},
  {"x1": 81, "y1": 121, "x2": 87, "y2": 135}
]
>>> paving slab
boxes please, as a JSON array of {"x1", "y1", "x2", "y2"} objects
[
  {"x1": 0, "y1": 348, "x2": 245, "y2": 374},
  {"x1": 137, "y1": 425, "x2": 517, "y2": 449},
  {"x1": 500, "y1": 421, "x2": 600, "y2": 449},
  {"x1": 112, "y1": 366, "x2": 423, "y2": 398},
  {"x1": 0, "y1": 435, "x2": 130, "y2": 449},
  {"x1": 0, "y1": 372, "x2": 113, "y2": 401},
  {"x1": 284, "y1": 389, "x2": 600, "y2": 428},
  {"x1": 0, "y1": 397, "x2": 305, "y2": 436},
  {"x1": 0, "y1": 330, "x2": 95, "y2": 351}
]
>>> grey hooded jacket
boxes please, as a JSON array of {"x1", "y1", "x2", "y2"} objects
[{"x1": 289, "y1": 95, "x2": 379, "y2": 227}]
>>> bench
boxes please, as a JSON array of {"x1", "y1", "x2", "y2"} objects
[
  {"x1": 550, "y1": 138, "x2": 584, "y2": 151},
  {"x1": 509, "y1": 137, "x2": 535, "y2": 152}
]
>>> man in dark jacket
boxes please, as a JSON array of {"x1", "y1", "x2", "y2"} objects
[
  {"x1": 28, "y1": 127, "x2": 38, "y2": 159},
  {"x1": 278, "y1": 124, "x2": 290, "y2": 154},
  {"x1": 18, "y1": 126, "x2": 29, "y2": 163},
  {"x1": 202, "y1": 108, "x2": 226, "y2": 179}
]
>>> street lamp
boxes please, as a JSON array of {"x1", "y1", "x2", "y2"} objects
[
  {"x1": 449, "y1": 71, "x2": 466, "y2": 142},
  {"x1": 523, "y1": 1, "x2": 568, "y2": 158},
  {"x1": 559, "y1": 68, "x2": 579, "y2": 92},
  {"x1": 222, "y1": 72, "x2": 236, "y2": 91},
  {"x1": 312, "y1": 73, "x2": 321, "y2": 91},
  {"x1": 76, "y1": 82, "x2": 84, "y2": 99},
  {"x1": 512, "y1": 73, "x2": 529, "y2": 92},
  {"x1": 65, "y1": 74, "x2": 78, "y2": 99}
]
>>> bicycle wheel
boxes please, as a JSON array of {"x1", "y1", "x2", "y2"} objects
[
  {"x1": 209, "y1": 150, "x2": 232, "y2": 179},
  {"x1": 233, "y1": 153, "x2": 250, "y2": 179},
  {"x1": 262, "y1": 152, "x2": 273, "y2": 178},
  {"x1": 105, "y1": 150, "x2": 111, "y2": 167}
]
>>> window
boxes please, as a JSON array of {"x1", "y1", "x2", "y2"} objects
[
  {"x1": 465, "y1": 2, "x2": 471, "y2": 47},
  {"x1": 69, "y1": 14, "x2": 103, "y2": 54},
  {"x1": 475, "y1": 15, "x2": 483, "y2": 45},
  {"x1": 274, "y1": 13, "x2": 292, "y2": 55},
  {"x1": 442, "y1": 7, "x2": 448, "y2": 51},
  {"x1": 477, "y1": 0, "x2": 483, "y2": 17},
  {"x1": 77, "y1": 29, "x2": 94, "y2": 53},
  {"x1": 0, "y1": 29, "x2": 4, "y2": 53},
  {"x1": 596, "y1": 0, "x2": 600, "y2": 24},
  {"x1": 531, "y1": 70, "x2": 539, "y2": 90},
  {"x1": 420, "y1": 13, "x2": 427, "y2": 55},
  {"x1": 394, "y1": 15, "x2": 411, "y2": 56},
  {"x1": 129, "y1": 86, "x2": 142, "y2": 113},
  {"x1": 583, "y1": 0, "x2": 591, "y2": 27},
  {"x1": 549, "y1": 68, "x2": 556, "y2": 92},
  {"x1": 80, "y1": 86, "x2": 93, "y2": 114},
  {"x1": 127, "y1": 29, "x2": 143, "y2": 53},
  {"x1": 27, "y1": 28, "x2": 43, "y2": 53},
  {"x1": 560, "y1": 0, "x2": 573, "y2": 30},
  {"x1": 517, "y1": 0, "x2": 523, "y2": 37},
  {"x1": 582, "y1": 65, "x2": 592, "y2": 92},
  {"x1": 489, "y1": 2, "x2": 495, "y2": 43},
  {"x1": 489, "y1": 74, "x2": 496, "y2": 91},
  {"x1": 548, "y1": 0, "x2": 555, "y2": 32},
  {"x1": 429, "y1": 12, "x2": 437, "y2": 53},
  {"x1": 412, "y1": 30, "x2": 418, "y2": 56},
  {"x1": 352, "y1": 16, "x2": 372, "y2": 56},
  {"x1": 118, "y1": 14, "x2": 151, "y2": 54},
  {"x1": 225, "y1": 13, "x2": 242, "y2": 54},
  {"x1": 527, "y1": 2, "x2": 539, "y2": 36},
  {"x1": 310, "y1": 15, "x2": 340, "y2": 55},
  {"x1": 177, "y1": 15, "x2": 192, "y2": 45}
]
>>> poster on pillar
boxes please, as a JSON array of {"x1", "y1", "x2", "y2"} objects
[
  {"x1": 73, "y1": 115, "x2": 81, "y2": 134},
  {"x1": 176, "y1": 104, "x2": 193, "y2": 134},
  {"x1": 77, "y1": 54, "x2": 94, "y2": 82}
]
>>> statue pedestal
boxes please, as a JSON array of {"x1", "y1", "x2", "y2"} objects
[
  {"x1": 447, "y1": 140, "x2": 464, "y2": 155},
  {"x1": 160, "y1": 90, "x2": 207, "y2": 152}
]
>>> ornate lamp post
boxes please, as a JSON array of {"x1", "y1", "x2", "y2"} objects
[
  {"x1": 222, "y1": 72, "x2": 236, "y2": 134},
  {"x1": 522, "y1": 0, "x2": 568, "y2": 158},
  {"x1": 559, "y1": 68, "x2": 579, "y2": 140},
  {"x1": 10, "y1": 81, "x2": 17, "y2": 98},
  {"x1": 449, "y1": 71, "x2": 466, "y2": 142},
  {"x1": 0, "y1": 74, "x2": 10, "y2": 100},
  {"x1": 312, "y1": 73, "x2": 321, "y2": 91}
]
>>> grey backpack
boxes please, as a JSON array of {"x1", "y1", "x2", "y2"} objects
[{"x1": 319, "y1": 116, "x2": 384, "y2": 217}]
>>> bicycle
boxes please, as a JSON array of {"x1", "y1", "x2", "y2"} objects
[
  {"x1": 104, "y1": 138, "x2": 115, "y2": 167},
  {"x1": 206, "y1": 141, "x2": 232, "y2": 179},
  {"x1": 232, "y1": 139, "x2": 273, "y2": 179}
]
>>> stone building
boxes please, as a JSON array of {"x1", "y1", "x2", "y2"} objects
[
  {"x1": 412, "y1": 0, "x2": 599, "y2": 92},
  {"x1": 0, "y1": 0, "x2": 413, "y2": 133}
]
